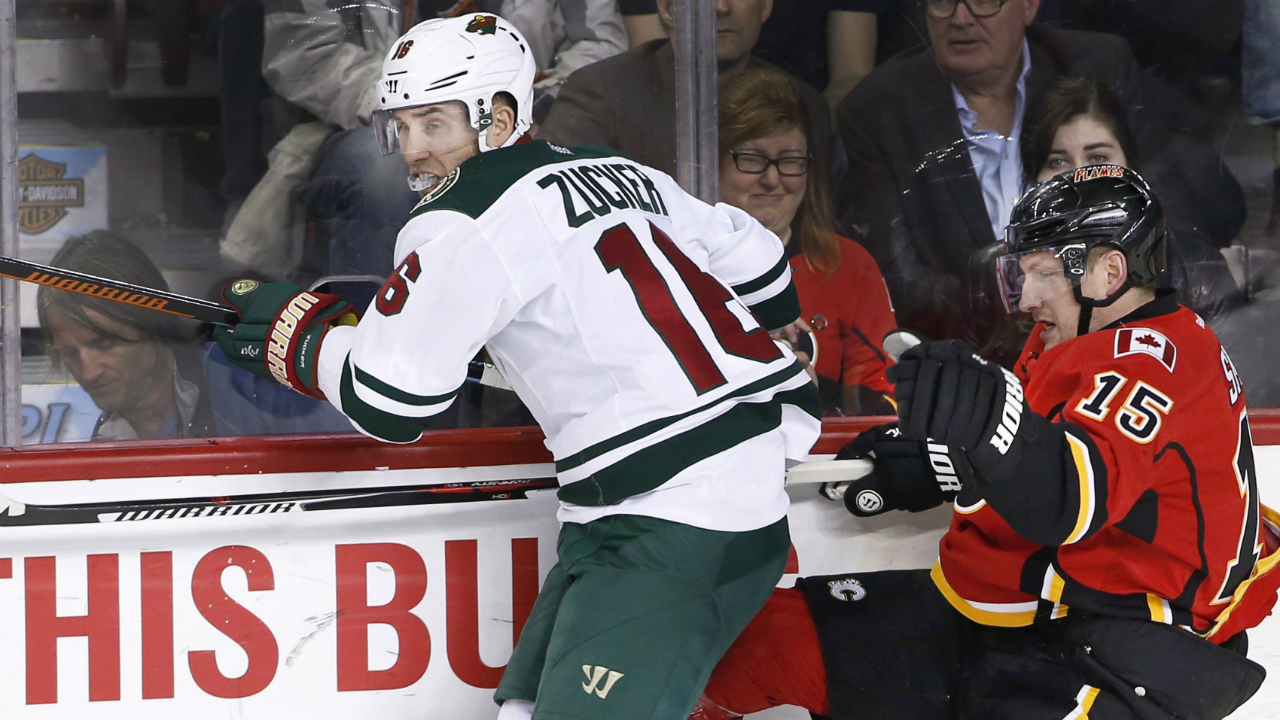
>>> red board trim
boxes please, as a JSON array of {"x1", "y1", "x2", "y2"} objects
[{"x1": 2, "y1": 411, "x2": 1278, "y2": 485}]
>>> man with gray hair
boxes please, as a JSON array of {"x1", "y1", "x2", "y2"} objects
[{"x1": 540, "y1": 0, "x2": 831, "y2": 178}]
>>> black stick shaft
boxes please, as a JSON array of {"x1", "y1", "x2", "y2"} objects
[
  {"x1": 0, "y1": 476, "x2": 559, "y2": 526},
  {"x1": 0, "y1": 253, "x2": 510, "y2": 388},
  {"x1": 0, "y1": 460, "x2": 870, "y2": 528},
  {"x1": 0, "y1": 254, "x2": 239, "y2": 325}
]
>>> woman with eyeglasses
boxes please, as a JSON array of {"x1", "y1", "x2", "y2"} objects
[{"x1": 719, "y1": 67, "x2": 896, "y2": 415}]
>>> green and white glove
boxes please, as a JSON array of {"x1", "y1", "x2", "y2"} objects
[{"x1": 213, "y1": 279, "x2": 357, "y2": 399}]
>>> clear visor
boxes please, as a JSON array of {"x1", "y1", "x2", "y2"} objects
[
  {"x1": 995, "y1": 245, "x2": 1088, "y2": 314},
  {"x1": 372, "y1": 103, "x2": 478, "y2": 157}
]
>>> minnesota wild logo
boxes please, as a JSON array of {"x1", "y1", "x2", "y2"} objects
[
  {"x1": 465, "y1": 15, "x2": 496, "y2": 35},
  {"x1": 229, "y1": 279, "x2": 260, "y2": 295}
]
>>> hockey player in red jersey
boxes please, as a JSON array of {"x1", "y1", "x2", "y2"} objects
[{"x1": 691, "y1": 166, "x2": 1280, "y2": 720}]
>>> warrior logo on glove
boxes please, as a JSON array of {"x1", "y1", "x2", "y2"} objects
[
  {"x1": 990, "y1": 366, "x2": 1025, "y2": 455},
  {"x1": 214, "y1": 281, "x2": 357, "y2": 399},
  {"x1": 267, "y1": 292, "x2": 324, "y2": 387}
]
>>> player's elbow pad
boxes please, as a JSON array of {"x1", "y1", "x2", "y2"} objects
[{"x1": 975, "y1": 419, "x2": 1110, "y2": 547}]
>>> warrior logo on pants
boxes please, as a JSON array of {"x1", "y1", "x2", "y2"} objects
[{"x1": 581, "y1": 665, "x2": 624, "y2": 698}]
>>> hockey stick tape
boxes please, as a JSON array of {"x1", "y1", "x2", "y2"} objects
[{"x1": 785, "y1": 458, "x2": 873, "y2": 485}]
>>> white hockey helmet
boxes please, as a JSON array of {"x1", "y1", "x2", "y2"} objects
[{"x1": 373, "y1": 13, "x2": 536, "y2": 157}]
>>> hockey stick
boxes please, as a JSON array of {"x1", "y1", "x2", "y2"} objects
[
  {"x1": 0, "y1": 458, "x2": 871, "y2": 527},
  {"x1": 0, "y1": 254, "x2": 515, "y2": 390},
  {"x1": 0, "y1": 254, "x2": 241, "y2": 324}
]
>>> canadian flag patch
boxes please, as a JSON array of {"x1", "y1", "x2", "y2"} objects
[{"x1": 1115, "y1": 328, "x2": 1177, "y2": 371}]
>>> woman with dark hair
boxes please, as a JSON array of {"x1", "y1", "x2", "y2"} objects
[
  {"x1": 1019, "y1": 76, "x2": 1241, "y2": 318},
  {"x1": 719, "y1": 67, "x2": 895, "y2": 415},
  {"x1": 1021, "y1": 77, "x2": 1139, "y2": 182}
]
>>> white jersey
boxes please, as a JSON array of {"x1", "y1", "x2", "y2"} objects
[{"x1": 316, "y1": 140, "x2": 820, "y2": 531}]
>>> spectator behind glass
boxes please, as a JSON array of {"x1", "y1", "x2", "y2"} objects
[
  {"x1": 834, "y1": 0, "x2": 1245, "y2": 366},
  {"x1": 719, "y1": 69, "x2": 896, "y2": 415},
  {"x1": 222, "y1": 0, "x2": 625, "y2": 282},
  {"x1": 38, "y1": 232, "x2": 350, "y2": 441},
  {"x1": 1020, "y1": 77, "x2": 1241, "y2": 318},
  {"x1": 616, "y1": 0, "x2": 881, "y2": 125},
  {"x1": 539, "y1": 0, "x2": 831, "y2": 177}
]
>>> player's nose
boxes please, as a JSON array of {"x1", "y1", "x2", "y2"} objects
[{"x1": 1018, "y1": 280, "x2": 1043, "y2": 312}]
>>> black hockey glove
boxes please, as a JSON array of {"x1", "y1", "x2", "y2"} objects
[
  {"x1": 886, "y1": 340, "x2": 1028, "y2": 482},
  {"x1": 836, "y1": 423, "x2": 963, "y2": 517}
]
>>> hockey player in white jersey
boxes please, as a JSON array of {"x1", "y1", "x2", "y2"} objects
[{"x1": 212, "y1": 12, "x2": 821, "y2": 720}]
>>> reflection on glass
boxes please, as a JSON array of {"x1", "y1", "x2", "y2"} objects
[
  {"x1": 1019, "y1": 77, "x2": 1242, "y2": 325},
  {"x1": 32, "y1": 232, "x2": 352, "y2": 442},
  {"x1": 10, "y1": 0, "x2": 1280, "y2": 427}
]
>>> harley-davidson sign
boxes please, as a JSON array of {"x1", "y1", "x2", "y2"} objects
[{"x1": 18, "y1": 153, "x2": 85, "y2": 235}]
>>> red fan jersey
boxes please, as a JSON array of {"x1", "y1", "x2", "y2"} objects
[
  {"x1": 789, "y1": 235, "x2": 896, "y2": 394},
  {"x1": 932, "y1": 296, "x2": 1276, "y2": 639}
]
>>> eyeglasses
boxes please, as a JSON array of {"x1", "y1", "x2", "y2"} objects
[
  {"x1": 921, "y1": 0, "x2": 1009, "y2": 19},
  {"x1": 729, "y1": 151, "x2": 810, "y2": 177}
]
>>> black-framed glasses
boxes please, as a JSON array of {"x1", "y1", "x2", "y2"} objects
[
  {"x1": 921, "y1": 0, "x2": 1009, "y2": 19},
  {"x1": 729, "y1": 150, "x2": 811, "y2": 177}
]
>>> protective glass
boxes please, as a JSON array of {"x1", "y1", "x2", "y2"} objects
[
  {"x1": 921, "y1": 0, "x2": 1009, "y2": 19},
  {"x1": 995, "y1": 244, "x2": 1089, "y2": 314},
  {"x1": 729, "y1": 150, "x2": 811, "y2": 177},
  {"x1": 372, "y1": 103, "x2": 477, "y2": 157}
]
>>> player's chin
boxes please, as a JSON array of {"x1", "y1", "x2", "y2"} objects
[{"x1": 1040, "y1": 323, "x2": 1069, "y2": 350}]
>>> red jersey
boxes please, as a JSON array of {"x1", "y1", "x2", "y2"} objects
[
  {"x1": 932, "y1": 297, "x2": 1277, "y2": 639},
  {"x1": 789, "y1": 235, "x2": 896, "y2": 394}
]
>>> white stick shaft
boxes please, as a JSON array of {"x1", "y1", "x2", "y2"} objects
[{"x1": 785, "y1": 458, "x2": 872, "y2": 485}]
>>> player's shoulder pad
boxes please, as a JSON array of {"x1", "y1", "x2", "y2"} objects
[{"x1": 409, "y1": 140, "x2": 624, "y2": 220}]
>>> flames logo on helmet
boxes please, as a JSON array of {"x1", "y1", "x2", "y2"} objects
[{"x1": 1073, "y1": 164, "x2": 1125, "y2": 183}]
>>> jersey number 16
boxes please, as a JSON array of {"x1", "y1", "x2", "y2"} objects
[{"x1": 595, "y1": 221, "x2": 782, "y2": 394}]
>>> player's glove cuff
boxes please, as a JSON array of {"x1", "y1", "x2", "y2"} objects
[
  {"x1": 213, "y1": 279, "x2": 357, "y2": 399},
  {"x1": 836, "y1": 422, "x2": 962, "y2": 517}
]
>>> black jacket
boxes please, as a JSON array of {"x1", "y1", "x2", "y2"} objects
[{"x1": 835, "y1": 25, "x2": 1243, "y2": 364}]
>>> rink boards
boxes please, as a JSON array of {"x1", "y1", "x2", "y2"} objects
[{"x1": 0, "y1": 420, "x2": 1278, "y2": 719}]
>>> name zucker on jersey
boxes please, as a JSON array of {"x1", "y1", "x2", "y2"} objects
[{"x1": 537, "y1": 161, "x2": 670, "y2": 228}]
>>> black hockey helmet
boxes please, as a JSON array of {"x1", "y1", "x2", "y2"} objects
[{"x1": 996, "y1": 164, "x2": 1168, "y2": 336}]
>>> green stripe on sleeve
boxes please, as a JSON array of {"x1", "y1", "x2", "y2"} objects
[
  {"x1": 748, "y1": 279, "x2": 801, "y2": 330},
  {"x1": 353, "y1": 364, "x2": 461, "y2": 407},
  {"x1": 340, "y1": 361, "x2": 442, "y2": 444},
  {"x1": 731, "y1": 256, "x2": 789, "y2": 297}
]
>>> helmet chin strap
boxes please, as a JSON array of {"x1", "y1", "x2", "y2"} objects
[{"x1": 1071, "y1": 278, "x2": 1133, "y2": 339}]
